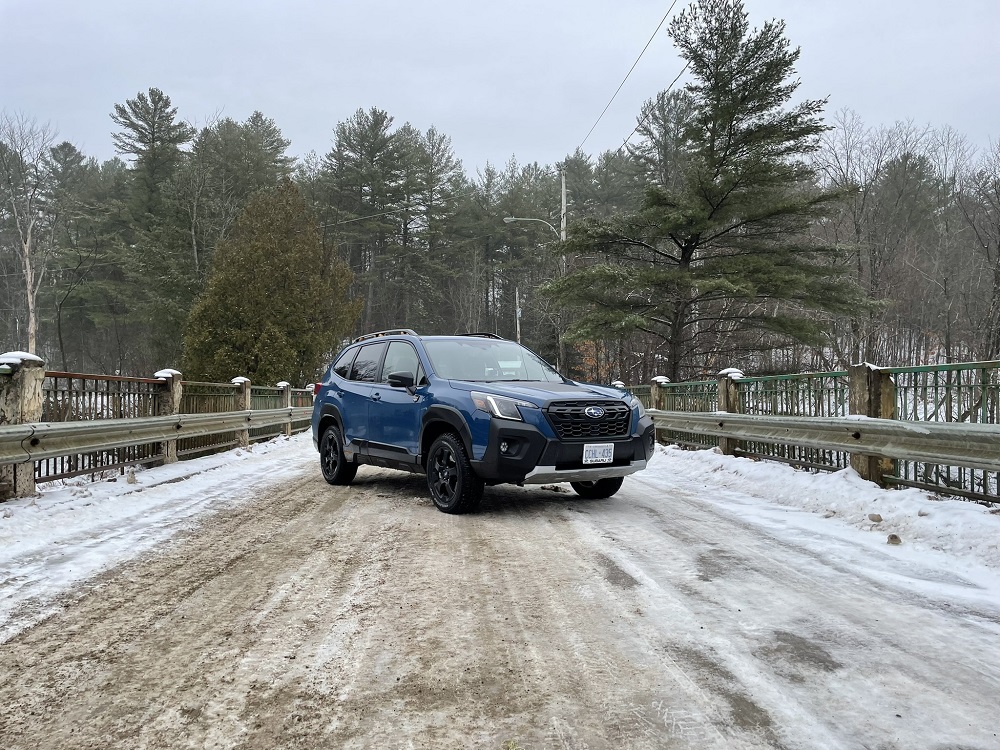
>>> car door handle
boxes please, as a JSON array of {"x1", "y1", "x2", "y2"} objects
[{"x1": 371, "y1": 392, "x2": 381, "y2": 402}]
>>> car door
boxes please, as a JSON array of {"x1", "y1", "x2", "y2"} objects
[
  {"x1": 368, "y1": 340, "x2": 425, "y2": 464},
  {"x1": 339, "y1": 341, "x2": 386, "y2": 454}
]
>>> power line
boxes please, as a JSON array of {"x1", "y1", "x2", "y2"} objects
[
  {"x1": 617, "y1": 61, "x2": 690, "y2": 154},
  {"x1": 578, "y1": 0, "x2": 681, "y2": 152}
]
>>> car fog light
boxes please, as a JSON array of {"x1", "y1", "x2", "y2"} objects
[{"x1": 500, "y1": 440, "x2": 509, "y2": 454}]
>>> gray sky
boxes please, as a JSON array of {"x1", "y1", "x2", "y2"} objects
[{"x1": 2, "y1": 0, "x2": 997, "y2": 173}]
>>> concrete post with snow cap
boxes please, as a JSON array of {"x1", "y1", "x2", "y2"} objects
[
  {"x1": 848, "y1": 363, "x2": 896, "y2": 486},
  {"x1": 650, "y1": 375, "x2": 671, "y2": 412},
  {"x1": 154, "y1": 369, "x2": 183, "y2": 464},
  {"x1": 276, "y1": 381, "x2": 292, "y2": 436},
  {"x1": 0, "y1": 352, "x2": 45, "y2": 499},
  {"x1": 232, "y1": 377, "x2": 251, "y2": 448},
  {"x1": 716, "y1": 368, "x2": 745, "y2": 456}
]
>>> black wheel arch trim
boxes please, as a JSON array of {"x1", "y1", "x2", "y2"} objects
[
  {"x1": 317, "y1": 403, "x2": 360, "y2": 460},
  {"x1": 420, "y1": 405, "x2": 474, "y2": 462}
]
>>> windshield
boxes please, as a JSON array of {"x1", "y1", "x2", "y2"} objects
[{"x1": 423, "y1": 339, "x2": 564, "y2": 382}]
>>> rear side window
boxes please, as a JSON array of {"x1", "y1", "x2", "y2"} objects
[
  {"x1": 379, "y1": 342, "x2": 421, "y2": 383},
  {"x1": 332, "y1": 348, "x2": 357, "y2": 379},
  {"x1": 350, "y1": 342, "x2": 386, "y2": 383}
]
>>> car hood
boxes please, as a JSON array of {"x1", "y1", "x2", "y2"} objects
[{"x1": 449, "y1": 380, "x2": 630, "y2": 406}]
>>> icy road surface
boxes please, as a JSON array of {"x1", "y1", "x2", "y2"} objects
[{"x1": 1, "y1": 435, "x2": 999, "y2": 749}]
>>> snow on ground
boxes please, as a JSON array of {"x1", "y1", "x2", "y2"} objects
[
  {"x1": 0, "y1": 434, "x2": 314, "y2": 642},
  {"x1": 649, "y1": 443, "x2": 1000, "y2": 570},
  {"x1": 2, "y1": 432, "x2": 999, "y2": 643}
]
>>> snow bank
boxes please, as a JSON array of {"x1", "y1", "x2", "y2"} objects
[{"x1": 645, "y1": 444, "x2": 1000, "y2": 570}]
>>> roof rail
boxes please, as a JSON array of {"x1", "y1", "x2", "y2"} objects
[
  {"x1": 457, "y1": 332, "x2": 506, "y2": 339},
  {"x1": 352, "y1": 328, "x2": 419, "y2": 343}
]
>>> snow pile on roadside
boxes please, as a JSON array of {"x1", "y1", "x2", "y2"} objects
[{"x1": 645, "y1": 444, "x2": 1000, "y2": 570}]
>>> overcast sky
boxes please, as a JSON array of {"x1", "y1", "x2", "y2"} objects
[{"x1": 2, "y1": 0, "x2": 997, "y2": 174}]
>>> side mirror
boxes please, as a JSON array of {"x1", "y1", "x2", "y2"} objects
[{"x1": 387, "y1": 371, "x2": 415, "y2": 389}]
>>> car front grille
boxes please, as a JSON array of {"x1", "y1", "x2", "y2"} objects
[{"x1": 545, "y1": 400, "x2": 631, "y2": 441}]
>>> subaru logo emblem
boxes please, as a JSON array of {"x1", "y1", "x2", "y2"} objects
[{"x1": 584, "y1": 406, "x2": 605, "y2": 419}]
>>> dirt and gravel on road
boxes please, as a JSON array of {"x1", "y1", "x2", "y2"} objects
[{"x1": 2, "y1": 460, "x2": 998, "y2": 749}]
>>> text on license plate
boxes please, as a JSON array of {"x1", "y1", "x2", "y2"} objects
[{"x1": 582, "y1": 443, "x2": 615, "y2": 464}]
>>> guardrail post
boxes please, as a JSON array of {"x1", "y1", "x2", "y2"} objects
[
  {"x1": 232, "y1": 377, "x2": 251, "y2": 448},
  {"x1": 277, "y1": 381, "x2": 292, "y2": 437},
  {"x1": 0, "y1": 353, "x2": 45, "y2": 499},
  {"x1": 848, "y1": 363, "x2": 895, "y2": 485},
  {"x1": 154, "y1": 369, "x2": 183, "y2": 464},
  {"x1": 716, "y1": 372, "x2": 742, "y2": 456}
]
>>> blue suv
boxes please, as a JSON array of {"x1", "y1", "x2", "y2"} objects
[{"x1": 311, "y1": 330, "x2": 655, "y2": 513}]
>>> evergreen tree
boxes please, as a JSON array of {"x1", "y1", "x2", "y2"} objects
[
  {"x1": 110, "y1": 87, "x2": 194, "y2": 223},
  {"x1": 183, "y1": 180, "x2": 361, "y2": 384},
  {"x1": 545, "y1": 0, "x2": 862, "y2": 379}
]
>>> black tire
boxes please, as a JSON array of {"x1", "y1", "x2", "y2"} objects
[
  {"x1": 320, "y1": 425, "x2": 357, "y2": 485},
  {"x1": 570, "y1": 476, "x2": 624, "y2": 499},
  {"x1": 426, "y1": 433, "x2": 484, "y2": 514}
]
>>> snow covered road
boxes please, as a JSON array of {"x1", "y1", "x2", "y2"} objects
[{"x1": 1, "y1": 435, "x2": 998, "y2": 748}]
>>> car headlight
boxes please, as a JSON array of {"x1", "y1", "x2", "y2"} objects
[
  {"x1": 471, "y1": 391, "x2": 536, "y2": 421},
  {"x1": 632, "y1": 396, "x2": 646, "y2": 418}
]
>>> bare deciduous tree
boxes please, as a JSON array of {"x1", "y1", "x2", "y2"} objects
[{"x1": 0, "y1": 112, "x2": 58, "y2": 354}]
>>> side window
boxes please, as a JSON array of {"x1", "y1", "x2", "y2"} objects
[
  {"x1": 332, "y1": 348, "x2": 357, "y2": 380},
  {"x1": 379, "y1": 342, "x2": 421, "y2": 383},
  {"x1": 350, "y1": 342, "x2": 386, "y2": 383}
]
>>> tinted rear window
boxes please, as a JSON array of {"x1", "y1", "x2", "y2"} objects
[{"x1": 350, "y1": 342, "x2": 386, "y2": 383}]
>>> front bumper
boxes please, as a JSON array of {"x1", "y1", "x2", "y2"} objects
[
  {"x1": 470, "y1": 414, "x2": 655, "y2": 485},
  {"x1": 521, "y1": 460, "x2": 647, "y2": 485}
]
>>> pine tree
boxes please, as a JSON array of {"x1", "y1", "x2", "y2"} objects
[
  {"x1": 110, "y1": 87, "x2": 194, "y2": 224},
  {"x1": 546, "y1": 0, "x2": 863, "y2": 379},
  {"x1": 183, "y1": 180, "x2": 361, "y2": 384}
]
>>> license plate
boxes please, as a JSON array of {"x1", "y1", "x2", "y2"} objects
[{"x1": 582, "y1": 443, "x2": 615, "y2": 464}]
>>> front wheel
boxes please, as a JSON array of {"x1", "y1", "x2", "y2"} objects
[
  {"x1": 426, "y1": 433, "x2": 484, "y2": 514},
  {"x1": 570, "y1": 477, "x2": 624, "y2": 499},
  {"x1": 320, "y1": 425, "x2": 357, "y2": 485}
]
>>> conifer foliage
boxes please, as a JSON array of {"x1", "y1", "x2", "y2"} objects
[
  {"x1": 545, "y1": 0, "x2": 862, "y2": 379},
  {"x1": 183, "y1": 181, "x2": 361, "y2": 385}
]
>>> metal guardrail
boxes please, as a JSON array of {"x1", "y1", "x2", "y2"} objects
[
  {"x1": 0, "y1": 408, "x2": 312, "y2": 467},
  {"x1": 648, "y1": 410, "x2": 1000, "y2": 474}
]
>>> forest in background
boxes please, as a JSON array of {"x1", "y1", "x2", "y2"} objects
[{"x1": 2, "y1": 1, "x2": 999, "y2": 386}]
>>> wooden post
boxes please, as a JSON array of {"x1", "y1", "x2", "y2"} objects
[
  {"x1": 155, "y1": 369, "x2": 183, "y2": 464},
  {"x1": 716, "y1": 372, "x2": 742, "y2": 456},
  {"x1": 0, "y1": 353, "x2": 45, "y2": 499},
  {"x1": 848, "y1": 363, "x2": 895, "y2": 485},
  {"x1": 277, "y1": 381, "x2": 292, "y2": 437},
  {"x1": 232, "y1": 377, "x2": 251, "y2": 448}
]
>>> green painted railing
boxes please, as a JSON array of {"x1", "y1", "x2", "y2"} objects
[
  {"x1": 627, "y1": 385, "x2": 652, "y2": 408},
  {"x1": 633, "y1": 380, "x2": 719, "y2": 449},
  {"x1": 881, "y1": 361, "x2": 999, "y2": 501},
  {"x1": 641, "y1": 360, "x2": 999, "y2": 503},
  {"x1": 737, "y1": 371, "x2": 851, "y2": 472}
]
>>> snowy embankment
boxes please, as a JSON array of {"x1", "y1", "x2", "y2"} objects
[
  {"x1": 1, "y1": 432, "x2": 998, "y2": 642},
  {"x1": 648, "y1": 444, "x2": 1000, "y2": 571}
]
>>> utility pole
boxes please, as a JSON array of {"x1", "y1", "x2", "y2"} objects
[
  {"x1": 515, "y1": 286, "x2": 522, "y2": 344},
  {"x1": 557, "y1": 170, "x2": 567, "y2": 370},
  {"x1": 560, "y1": 171, "x2": 567, "y2": 242}
]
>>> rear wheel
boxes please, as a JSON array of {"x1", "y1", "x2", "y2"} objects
[
  {"x1": 320, "y1": 425, "x2": 357, "y2": 485},
  {"x1": 570, "y1": 477, "x2": 624, "y2": 499},
  {"x1": 426, "y1": 433, "x2": 484, "y2": 514}
]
